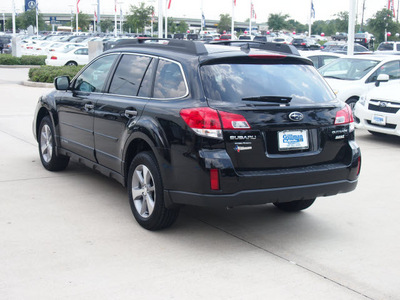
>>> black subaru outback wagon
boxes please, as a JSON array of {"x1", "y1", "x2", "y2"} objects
[{"x1": 33, "y1": 39, "x2": 361, "y2": 230}]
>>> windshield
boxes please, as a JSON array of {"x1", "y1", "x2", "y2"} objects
[
  {"x1": 200, "y1": 63, "x2": 336, "y2": 104},
  {"x1": 319, "y1": 58, "x2": 379, "y2": 80}
]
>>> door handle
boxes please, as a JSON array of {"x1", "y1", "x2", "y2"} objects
[{"x1": 124, "y1": 109, "x2": 138, "y2": 118}]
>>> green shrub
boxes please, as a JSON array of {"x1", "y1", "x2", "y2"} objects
[
  {"x1": 0, "y1": 54, "x2": 46, "y2": 65},
  {"x1": 29, "y1": 65, "x2": 83, "y2": 83}
]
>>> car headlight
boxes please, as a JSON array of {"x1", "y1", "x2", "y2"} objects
[{"x1": 358, "y1": 94, "x2": 367, "y2": 106}]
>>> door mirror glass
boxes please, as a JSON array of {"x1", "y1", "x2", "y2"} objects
[{"x1": 54, "y1": 76, "x2": 70, "y2": 90}]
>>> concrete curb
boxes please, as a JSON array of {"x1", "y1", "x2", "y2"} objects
[
  {"x1": 0, "y1": 65, "x2": 41, "y2": 69},
  {"x1": 22, "y1": 81, "x2": 53, "y2": 88}
]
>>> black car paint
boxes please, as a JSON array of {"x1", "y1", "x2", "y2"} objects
[{"x1": 33, "y1": 43, "x2": 360, "y2": 209}]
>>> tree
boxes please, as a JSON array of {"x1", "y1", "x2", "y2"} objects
[
  {"x1": 100, "y1": 19, "x2": 114, "y2": 33},
  {"x1": 125, "y1": 2, "x2": 154, "y2": 34},
  {"x1": 218, "y1": 14, "x2": 231, "y2": 34},
  {"x1": 6, "y1": 9, "x2": 45, "y2": 31},
  {"x1": 287, "y1": 19, "x2": 307, "y2": 33},
  {"x1": 332, "y1": 11, "x2": 349, "y2": 33},
  {"x1": 366, "y1": 9, "x2": 400, "y2": 43},
  {"x1": 176, "y1": 20, "x2": 188, "y2": 33},
  {"x1": 267, "y1": 13, "x2": 289, "y2": 31},
  {"x1": 72, "y1": 12, "x2": 91, "y2": 31}
]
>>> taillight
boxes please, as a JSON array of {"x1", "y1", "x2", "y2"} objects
[
  {"x1": 334, "y1": 104, "x2": 354, "y2": 132},
  {"x1": 50, "y1": 56, "x2": 57, "y2": 60},
  {"x1": 180, "y1": 107, "x2": 250, "y2": 139},
  {"x1": 301, "y1": 42, "x2": 306, "y2": 46},
  {"x1": 210, "y1": 169, "x2": 220, "y2": 190},
  {"x1": 334, "y1": 104, "x2": 354, "y2": 125},
  {"x1": 357, "y1": 156, "x2": 361, "y2": 175}
]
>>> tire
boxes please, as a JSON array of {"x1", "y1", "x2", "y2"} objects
[
  {"x1": 346, "y1": 98, "x2": 358, "y2": 115},
  {"x1": 128, "y1": 152, "x2": 179, "y2": 230},
  {"x1": 38, "y1": 116, "x2": 69, "y2": 171},
  {"x1": 65, "y1": 61, "x2": 77, "y2": 66},
  {"x1": 273, "y1": 199, "x2": 316, "y2": 212}
]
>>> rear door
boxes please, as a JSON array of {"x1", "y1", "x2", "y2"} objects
[{"x1": 93, "y1": 53, "x2": 156, "y2": 173}]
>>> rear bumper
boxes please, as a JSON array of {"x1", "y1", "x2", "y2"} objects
[{"x1": 167, "y1": 179, "x2": 358, "y2": 208}]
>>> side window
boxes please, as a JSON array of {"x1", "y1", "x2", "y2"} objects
[
  {"x1": 75, "y1": 48, "x2": 88, "y2": 55},
  {"x1": 138, "y1": 58, "x2": 157, "y2": 97},
  {"x1": 397, "y1": 44, "x2": 400, "y2": 51},
  {"x1": 153, "y1": 59, "x2": 187, "y2": 99},
  {"x1": 74, "y1": 54, "x2": 117, "y2": 92},
  {"x1": 369, "y1": 61, "x2": 400, "y2": 82},
  {"x1": 109, "y1": 54, "x2": 152, "y2": 97}
]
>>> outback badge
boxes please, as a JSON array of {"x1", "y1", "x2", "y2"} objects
[{"x1": 288, "y1": 111, "x2": 304, "y2": 122}]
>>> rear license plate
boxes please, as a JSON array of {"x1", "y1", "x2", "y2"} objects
[
  {"x1": 278, "y1": 130, "x2": 309, "y2": 151},
  {"x1": 372, "y1": 114, "x2": 386, "y2": 125}
]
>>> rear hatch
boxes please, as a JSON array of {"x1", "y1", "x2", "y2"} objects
[{"x1": 200, "y1": 55, "x2": 353, "y2": 171}]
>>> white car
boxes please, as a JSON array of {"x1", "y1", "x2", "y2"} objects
[
  {"x1": 318, "y1": 55, "x2": 400, "y2": 110},
  {"x1": 354, "y1": 74, "x2": 400, "y2": 136},
  {"x1": 45, "y1": 47, "x2": 88, "y2": 66},
  {"x1": 299, "y1": 51, "x2": 345, "y2": 69}
]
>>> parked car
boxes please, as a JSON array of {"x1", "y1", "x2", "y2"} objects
[
  {"x1": 0, "y1": 35, "x2": 12, "y2": 53},
  {"x1": 354, "y1": 74, "x2": 400, "y2": 136},
  {"x1": 253, "y1": 35, "x2": 269, "y2": 42},
  {"x1": 272, "y1": 36, "x2": 292, "y2": 44},
  {"x1": 290, "y1": 38, "x2": 320, "y2": 50},
  {"x1": 376, "y1": 41, "x2": 400, "y2": 55},
  {"x1": 299, "y1": 51, "x2": 344, "y2": 69},
  {"x1": 330, "y1": 44, "x2": 372, "y2": 55},
  {"x1": 354, "y1": 32, "x2": 374, "y2": 49},
  {"x1": 238, "y1": 35, "x2": 254, "y2": 41},
  {"x1": 320, "y1": 41, "x2": 346, "y2": 51},
  {"x1": 45, "y1": 47, "x2": 89, "y2": 66},
  {"x1": 319, "y1": 55, "x2": 400, "y2": 110},
  {"x1": 33, "y1": 39, "x2": 360, "y2": 230},
  {"x1": 331, "y1": 32, "x2": 348, "y2": 41}
]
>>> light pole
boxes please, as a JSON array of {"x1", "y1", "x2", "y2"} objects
[
  {"x1": 118, "y1": 2, "x2": 124, "y2": 35},
  {"x1": 68, "y1": 5, "x2": 73, "y2": 33},
  {"x1": 92, "y1": 2, "x2": 97, "y2": 33},
  {"x1": 12, "y1": 0, "x2": 16, "y2": 35}
]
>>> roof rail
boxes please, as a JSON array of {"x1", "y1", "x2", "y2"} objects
[
  {"x1": 209, "y1": 41, "x2": 300, "y2": 56},
  {"x1": 106, "y1": 38, "x2": 208, "y2": 56}
]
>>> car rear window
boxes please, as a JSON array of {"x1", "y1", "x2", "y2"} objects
[
  {"x1": 378, "y1": 43, "x2": 394, "y2": 51},
  {"x1": 200, "y1": 63, "x2": 335, "y2": 104}
]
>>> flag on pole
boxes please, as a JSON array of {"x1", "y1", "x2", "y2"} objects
[
  {"x1": 77, "y1": 0, "x2": 80, "y2": 13},
  {"x1": 251, "y1": 2, "x2": 256, "y2": 20},
  {"x1": 311, "y1": 0, "x2": 315, "y2": 18},
  {"x1": 151, "y1": 9, "x2": 155, "y2": 21},
  {"x1": 115, "y1": 0, "x2": 117, "y2": 12},
  {"x1": 202, "y1": 12, "x2": 206, "y2": 27},
  {"x1": 36, "y1": 1, "x2": 39, "y2": 16},
  {"x1": 167, "y1": 0, "x2": 172, "y2": 9},
  {"x1": 94, "y1": 10, "x2": 97, "y2": 22},
  {"x1": 234, "y1": 0, "x2": 236, "y2": 6},
  {"x1": 388, "y1": 0, "x2": 396, "y2": 17}
]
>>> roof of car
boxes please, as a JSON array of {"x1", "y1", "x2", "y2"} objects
[{"x1": 104, "y1": 38, "x2": 307, "y2": 62}]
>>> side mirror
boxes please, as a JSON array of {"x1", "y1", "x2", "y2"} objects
[
  {"x1": 54, "y1": 76, "x2": 70, "y2": 90},
  {"x1": 375, "y1": 73, "x2": 389, "y2": 87}
]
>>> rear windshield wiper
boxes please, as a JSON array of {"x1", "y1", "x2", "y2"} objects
[{"x1": 242, "y1": 96, "x2": 292, "y2": 104}]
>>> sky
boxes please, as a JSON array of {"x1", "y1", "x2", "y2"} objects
[{"x1": 0, "y1": 0, "x2": 391, "y2": 25}]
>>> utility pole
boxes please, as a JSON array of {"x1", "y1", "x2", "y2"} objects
[{"x1": 360, "y1": 0, "x2": 366, "y2": 32}]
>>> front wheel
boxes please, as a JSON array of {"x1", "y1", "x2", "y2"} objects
[
  {"x1": 128, "y1": 152, "x2": 179, "y2": 230},
  {"x1": 38, "y1": 116, "x2": 69, "y2": 171},
  {"x1": 273, "y1": 199, "x2": 315, "y2": 212}
]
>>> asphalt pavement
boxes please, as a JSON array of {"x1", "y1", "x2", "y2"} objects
[{"x1": 1, "y1": 68, "x2": 400, "y2": 299}]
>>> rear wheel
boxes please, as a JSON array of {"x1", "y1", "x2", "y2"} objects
[
  {"x1": 128, "y1": 152, "x2": 179, "y2": 230},
  {"x1": 273, "y1": 199, "x2": 315, "y2": 212},
  {"x1": 38, "y1": 116, "x2": 69, "y2": 171},
  {"x1": 65, "y1": 61, "x2": 77, "y2": 66}
]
